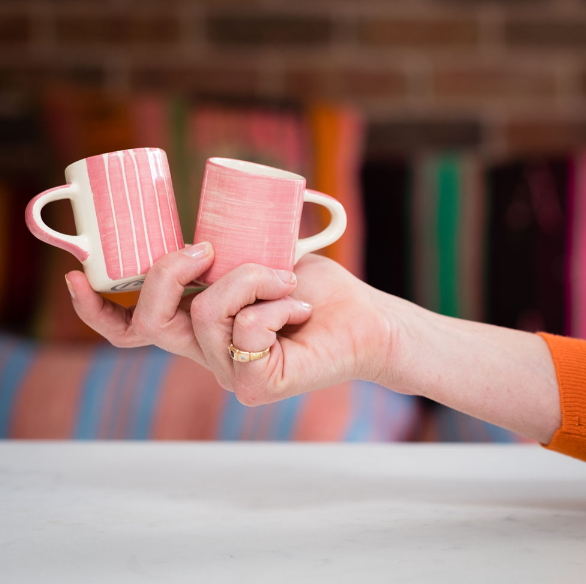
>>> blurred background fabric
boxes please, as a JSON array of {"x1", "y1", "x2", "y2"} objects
[{"x1": 1, "y1": 0, "x2": 585, "y2": 442}]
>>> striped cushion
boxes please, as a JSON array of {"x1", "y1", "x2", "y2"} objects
[{"x1": 0, "y1": 333, "x2": 528, "y2": 443}]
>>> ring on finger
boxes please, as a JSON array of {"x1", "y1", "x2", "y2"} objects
[{"x1": 229, "y1": 343, "x2": 270, "y2": 362}]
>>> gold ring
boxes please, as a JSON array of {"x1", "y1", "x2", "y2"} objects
[{"x1": 229, "y1": 343, "x2": 270, "y2": 362}]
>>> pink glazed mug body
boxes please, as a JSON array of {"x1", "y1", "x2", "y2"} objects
[
  {"x1": 25, "y1": 148, "x2": 184, "y2": 292},
  {"x1": 193, "y1": 158, "x2": 347, "y2": 286}
]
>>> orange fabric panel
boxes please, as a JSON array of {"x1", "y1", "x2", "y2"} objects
[
  {"x1": 538, "y1": 332, "x2": 586, "y2": 462},
  {"x1": 309, "y1": 105, "x2": 365, "y2": 279}
]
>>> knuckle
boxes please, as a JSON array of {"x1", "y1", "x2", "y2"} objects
[
  {"x1": 215, "y1": 374, "x2": 233, "y2": 392},
  {"x1": 234, "y1": 386, "x2": 261, "y2": 407},
  {"x1": 108, "y1": 334, "x2": 135, "y2": 349},
  {"x1": 239, "y1": 263, "x2": 268, "y2": 285},
  {"x1": 131, "y1": 311, "x2": 155, "y2": 338},
  {"x1": 147, "y1": 260, "x2": 174, "y2": 284},
  {"x1": 190, "y1": 291, "x2": 214, "y2": 324},
  {"x1": 233, "y1": 378, "x2": 270, "y2": 408},
  {"x1": 234, "y1": 307, "x2": 258, "y2": 330}
]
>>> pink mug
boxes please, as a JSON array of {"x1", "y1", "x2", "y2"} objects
[
  {"x1": 25, "y1": 148, "x2": 184, "y2": 292},
  {"x1": 193, "y1": 158, "x2": 347, "y2": 285}
]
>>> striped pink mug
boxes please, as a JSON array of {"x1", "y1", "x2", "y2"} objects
[
  {"x1": 25, "y1": 148, "x2": 184, "y2": 292},
  {"x1": 193, "y1": 158, "x2": 347, "y2": 286}
]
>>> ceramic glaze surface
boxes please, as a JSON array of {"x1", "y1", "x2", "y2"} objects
[
  {"x1": 25, "y1": 185, "x2": 89, "y2": 263},
  {"x1": 25, "y1": 147, "x2": 183, "y2": 292},
  {"x1": 87, "y1": 148, "x2": 183, "y2": 280},
  {"x1": 194, "y1": 160, "x2": 305, "y2": 285}
]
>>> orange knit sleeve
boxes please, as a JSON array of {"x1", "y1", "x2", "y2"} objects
[{"x1": 537, "y1": 333, "x2": 586, "y2": 462}]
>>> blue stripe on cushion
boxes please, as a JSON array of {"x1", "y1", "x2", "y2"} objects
[
  {"x1": 219, "y1": 391, "x2": 304, "y2": 441},
  {"x1": 344, "y1": 381, "x2": 375, "y2": 441},
  {"x1": 104, "y1": 350, "x2": 137, "y2": 438},
  {"x1": 75, "y1": 344, "x2": 119, "y2": 439},
  {"x1": 218, "y1": 392, "x2": 247, "y2": 440},
  {"x1": 0, "y1": 340, "x2": 36, "y2": 438},
  {"x1": 263, "y1": 395, "x2": 304, "y2": 440},
  {"x1": 127, "y1": 347, "x2": 171, "y2": 439},
  {"x1": 272, "y1": 395, "x2": 304, "y2": 441}
]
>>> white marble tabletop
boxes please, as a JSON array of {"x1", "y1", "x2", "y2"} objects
[{"x1": 0, "y1": 442, "x2": 585, "y2": 584}]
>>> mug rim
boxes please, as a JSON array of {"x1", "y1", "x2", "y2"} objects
[
  {"x1": 208, "y1": 157, "x2": 304, "y2": 181},
  {"x1": 65, "y1": 147, "x2": 166, "y2": 173}
]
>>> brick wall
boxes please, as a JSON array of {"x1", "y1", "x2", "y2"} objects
[{"x1": 2, "y1": 0, "x2": 586, "y2": 157}]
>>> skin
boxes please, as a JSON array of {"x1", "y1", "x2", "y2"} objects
[{"x1": 65, "y1": 242, "x2": 561, "y2": 444}]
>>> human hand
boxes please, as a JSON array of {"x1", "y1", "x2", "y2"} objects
[
  {"x1": 66, "y1": 244, "x2": 404, "y2": 406},
  {"x1": 187, "y1": 252, "x2": 403, "y2": 405}
]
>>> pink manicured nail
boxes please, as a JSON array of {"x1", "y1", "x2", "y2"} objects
[
  {"x1": 299, "y1": 300, "x2": 312, "y2": 310},
  {"x1": 275, "y1": 270, "x2": 296, "y2": 284},
  {"x1": 183, "y1": 242, "x2": 211, "y2": 259},
  {"x1": 65, "y1": 275, "x2": 76, "y2": 299}
]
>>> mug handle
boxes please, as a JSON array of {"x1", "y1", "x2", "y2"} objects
[
  {"x1": 25, "y1": 184, "x2": 90, "y2": 263},
  {"x1": 295, "y1": 189, "x2": 347, "y2": 263}
]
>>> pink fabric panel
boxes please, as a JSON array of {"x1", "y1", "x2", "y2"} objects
[
  {"x1": 87, "y1": 156, "x2": 123, "y2": 279},
  {"x1": 107, "y1": 152, "x2": 138, "y2": 278},
  {"x1": 571, "y1": 155, "x2": 586, "y2": 338},
  {"x1": 123, "y1": 151, "x2": 151, "y2": 274},
  {"x1": 194, "y1": 162, "x2": 305, "y2": 285},
  {"x1": 10, "y1": 345, "x2": 89, "y2": 439},
  {"x1": 151, "y1": 358, "x2": 226, "y2": 440},
  {"x1": 133, "y1": 149, "x2": 167, "y2": 260},
  {"x1": 292, "y1": 383, "x2": 353, "y2": 441}
]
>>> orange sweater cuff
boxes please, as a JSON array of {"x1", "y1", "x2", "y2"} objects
[{"x1": 537, "y1": 333, "x2": 586, "y2": 462}]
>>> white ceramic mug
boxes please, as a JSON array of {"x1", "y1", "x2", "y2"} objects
[
  {"x1": 25, "y1": 148, "x2": 184, "y2": 292},
  {"x1": 193, "y1": 158, "x2": 347, "y2": 285}
]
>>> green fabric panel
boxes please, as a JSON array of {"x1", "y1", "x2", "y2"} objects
[
  {"x1": 437, "y1": 156, "x2": 461, "y2": 318},
  {"x1": 168, "y1": 98, "x2": 193, "y2": 239},
  {"x1": 422, "y1": 158, "x2": 440, "y2": 313}
]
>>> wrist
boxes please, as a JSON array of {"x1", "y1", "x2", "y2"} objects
[{"x1": 365, "y1": 288, "x2": 432, "y2": 395}]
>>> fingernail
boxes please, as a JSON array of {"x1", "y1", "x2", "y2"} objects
[
  {"x1": 183, "y1": 242, "x2": 211, "y2": 259},
  {"x1": 275, "y1": 270, "x2": 296, "y2": 284},
  {"x1": 65, "y1": 275, "x2": 76, "y2": 299},
  {"x1": 299, "y1": 300, "x2": 312, "y2": 310}
]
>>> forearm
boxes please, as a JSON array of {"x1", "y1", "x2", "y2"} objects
[{"x1": 376, "y1": 294, "x2": 561, "y2": 443}]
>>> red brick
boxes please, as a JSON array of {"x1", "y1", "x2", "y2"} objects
[
  {"x1": 506, "y1": 19, "x2": 586, "y2": 49},
  {"x1": 131, "y1": 64, "x2": 260, "y2": 96},
  {"x1": 367, "y1": 119, "x2": 483, "y2": 155},
  {"x1": 356, "y1": 18, "x2": 478, "y2": 48},
  {"x1": 0, "y1": 63, "x2": 105, "y2": 91},
  {"x1": 0, "y1": 66, "x2": 43, "y2": 91},
  {"x1": 433, "y1": 65, "x2": 555, "y2": 100},
  {"x1": 0, "y1": 13, "x2": 31, "y2": 43},
  {"x1": 206, "y1": 14, "x2": 332, "y2": 46},
  {"x1": 336, "y1": 68, "x2": 406, "y2": 97},
  {"x1": 286, "y1": 67, "x2": 406, "y2": 100},
  {"x1": 504, "y1": 120, "x2": 586, "y2": 154},
  {"x1": 55, "y1": 13, "x2": 180, "y2": 45}
]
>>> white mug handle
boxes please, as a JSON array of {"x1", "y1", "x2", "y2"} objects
[
  {"x1": 25, "y1": 184, "x2": 90, "y2": 263},
  {"x1": 295, "y1": 189, "x2": 347, "y2": 263}
]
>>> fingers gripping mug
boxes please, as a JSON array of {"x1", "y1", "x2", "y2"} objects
[
  {"x1": 193, "y1": 158, "x2": 347, "y2": 285},
  {"x1": 25, "y1": 148, "x2": 184, "y2": 292}
]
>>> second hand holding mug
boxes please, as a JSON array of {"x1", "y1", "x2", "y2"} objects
[
  {"x1": 25, "y1": 148, "x2": 184, "y2": 292},
  {"x1": 193, "y1": 158, "x2": 347, "y2": 286}
]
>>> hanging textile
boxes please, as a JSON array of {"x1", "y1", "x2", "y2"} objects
[{"x1": 487, "y1": 159, "x2": 567, "y2": 334}]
